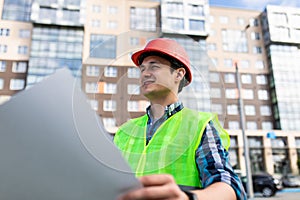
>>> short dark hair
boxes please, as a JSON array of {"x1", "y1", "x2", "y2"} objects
[{"x1": 138, "y1": 52, "x2": 188, "y2": 93}]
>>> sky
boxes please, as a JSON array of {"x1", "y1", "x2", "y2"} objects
[{"x1": 209, "y1": 0, "x2": 300, "y2": 11}]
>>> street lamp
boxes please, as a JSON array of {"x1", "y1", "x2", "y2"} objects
[{"x1": 234, "y1": 61, "x2": 254, "y2": 199}]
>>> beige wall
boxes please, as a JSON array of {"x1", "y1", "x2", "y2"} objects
[{"x1": 0, "y1": 20, "x2": 32, "y2": 60}]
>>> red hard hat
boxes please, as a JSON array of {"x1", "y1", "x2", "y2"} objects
[{"x1": 131, "y1": 38, "x2": 192, "y2": 85}]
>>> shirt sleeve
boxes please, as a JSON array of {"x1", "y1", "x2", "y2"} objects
[{"x1": 195, "y1": 120, "x2": 247, "y2": 200}]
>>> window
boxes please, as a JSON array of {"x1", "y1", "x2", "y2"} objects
[
  {"x1": 224, "y1": 59, "x2": 233, "y2": 67},
  {"x1": 262, "y1": 121, "x2": 273, "y2": 130},
  {"x1": 0, "y1": 45, "x2": 7, "y2": 53},
  {"x1": 227, "y1": 104, "x2": 238, "y2": 115},
  {"x1": 251, "y1": 32, "x2": 260, "y2": 40},
  {"x1": 225, "y1": 89, "x2": 238, "y2": 99},
  {"x1": 256, "y1": 75, "x2": 267, "y2": 85},
  {"x1": 10, "y1": 79, "x2": 25, "y2": 90},
  {"x1": 85, "y1": 82, "x2": 98, "y2": 93},
  {"x1": 209, "y1": 72, "x2": 220, "y2": 83},
  {"x1": 222, "y1": 29, "x2": 248, "y2": 52},
  {"x1": 245, "y1": 105, "x2": 256, "y2": 116},
  {"x1": 103, "y1": 100, "x2": 116, "y2": 111},
  {"x1": 211, "y1": 104, "x2": 222, "y2": 115},
  {"x1": 260, "y1": 105, "x2": 271, "y2": 116},
  {"x1": 102, "y1": 118, "x2": 116, "y2": 130},
  {"x1": 188, "y1": 4, "x2": 204, "y2": 16},
  {"x1": 241, "y1": 74, "x2": 252, "y2": 84},
  {"x1": 127, "y1": 67, "x2": 140, "y2": 78},
  {"x1": 128, "y1": 84, "x2": 140, "y2": 95},
  {"x1": 237, "y1": 18, "x2": 245, "y2": 25},
  {"x1": 107, "y1": 21, "x2": 118, "y2": 29},
  {"x1": 210, "y1": 88, "x2": 221, "y2": 98},
  {"x1": 91, "y1": 20, "x2": 101, "y2": 27},
  {"x1": 104, "y1": 66, "x2": 117, "y2": 77},
  {"x1": 19, "y1": 29, "x2": 31, "y2": 38},
  {"x1": 0, "y1": 28, "x2": 10, "y2": 36},
  {"x1": 90, "y1": 100, "x2": 98, "y2": 111},
  {"x1": 86, "y1": 66, "x2": 100, "y2": 77},
  {"x1": 104, "y1": 83, "x2": 117, "y2": 94},
  {"x1": 242, "y1": 89, "x2": 254, "y2": 99},
  {"x1": 220, "y1": 16, "x2": 229, "y2": 24},
  {"x1": 239, "y1": 60, "x2": 249, "y2": 68},
  {"x1": 12, "y1": 62, "x2": 27, "y2": 73},
  {"x1": 108, "y1": 6, "x2": 118, "y2": 14},
  {"x1": 165, "y1": 17, "x2": 184, "y2": 30},
  {"x1": 127, "y1": 100, "x2": 148, "y2": 112},
  {"x1": 189, "y1": 19, "x2": 205, "y2": 31},
  {"x1": 0, "y1": 95, "x2": 10, "y2": 105},
  {"x1": 253, "y1": 46, "x2": 262, "y2": 54},
  {"x1": 246, "y1": 121, "x2": 257, "y2": 130},
  {"x1": 18, "y1": 45, "x2": 28, "y2": 54},
  {"x1": 0, "y1": 78, "x2": 4, "y2": 89},
  {"x1": 90, "y1": 34, "x2": 116, "y2": 59},
  {"x1": 248, "y1": 136, "x2": 265, "y2": 172},
  {"x1": 258, "y1": 90, "x2": 269, "y2": 100},
  {"x1": 250, "y1": 18, "x2": 259, "y2": 26},
  {"x1": 92, "y1": 5, "x2": 101, "y2": 13},
  {"x1": 224, "y1": 73, "x2": 235, "y2": 83},
  {"x1": 229, "y1": 136, "x2": 239, "y2": 169},
  {"x1": 130, "y1": 7, "x2": 157, "y2": 31},
  {"x1": 228, "y1": 121, "x2": 239, "y2": 130},
  {"x1": 255, "y1": 60, "x2": 264, "y2": 69},
  {"x1": 0, "y1": 61, "x2": 6, "y2": 72}
]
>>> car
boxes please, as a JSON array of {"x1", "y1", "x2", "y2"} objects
[
  {"x1": 241, "y1": 173, "x2": 282, "y2": 197},
  {"x1": 282, "y1": 174, "x2": 300, "y2": 188}
]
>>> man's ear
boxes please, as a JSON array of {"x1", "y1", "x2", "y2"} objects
[{"x1": 175, "y1": 68, "x2": 186, "y2": 82}]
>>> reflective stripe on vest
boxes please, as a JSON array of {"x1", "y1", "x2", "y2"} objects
[{"x1": 114, "y1": 108, "x2": 230, "y2": 188}]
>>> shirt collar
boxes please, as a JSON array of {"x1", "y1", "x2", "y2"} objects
[{"x1": 146, "y1": 101, "x2": 184, "y2": 120}]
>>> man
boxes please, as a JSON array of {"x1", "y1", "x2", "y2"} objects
[{"x1": 114, "y1": 38, "x2": 246, "y2": 200}]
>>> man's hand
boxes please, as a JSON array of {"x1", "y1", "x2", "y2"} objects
[{"x1": 117, "y1": 174, "x2": 188, "y2": 200}]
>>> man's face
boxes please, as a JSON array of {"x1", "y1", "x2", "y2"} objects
[{"x1": 139, "y1": 55, "x2": 178, "y2": 99}]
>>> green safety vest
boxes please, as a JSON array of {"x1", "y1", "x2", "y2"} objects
[{"x1": 114, "y1": 108, "x2": 230, "y2": 188}]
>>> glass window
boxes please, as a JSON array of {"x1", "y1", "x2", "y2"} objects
[
  {"x1": 210, "y1": 88, "x2": 221, "y2": 98},
  {"x1": 251, "y1": 32, "x2": 260, "y2": 40},
  {"x1": 92, "y1": 5, "x2": 101, "y2": 13},
  {"x1": 0, "y1": 28, "x2": 10, "y2": 36},
  {"x1": 130, "y1": 7, "x2": 157, "y2": 32},
  {"x1": 85, "y1": 82, "x2": 98, "y2": 93},
  {"x1": 255, "y1": 60, "x2": 264, "y2": 69},
  {"x1": 248, "y1": 136, "x2": 265, "y2": 172},
  {"x1": 102, "y1": 117, "x2": 116, "y2": 130},
  {"x1": 0, "y1": 45, "x2": 8, "y2": 53},
  {"x1": 229, "y1": 136, "x2": 240, "y2": 169},
  {"x1": 189, "y1": 19, "x2": 205, "y2": 31},
  {"x1": 165, "y1": 17, "x2": 184, "y2": 30},
  {"x1": 127, "y1": 67, "x2": 140, "y2": 78},
  {"x1": 224, "y1": 73, "x2": 235, "y2": 83},
  {"x1": 220, "y1": 16, "x2": 229, "y2": 24},
  {"x1": 188, "y1": 4, "x2": 204, "y2": 16},
  {"x1": 228, "y1": 121, "x2": 239, "y2": 129},
  {"x1": 241, "y1": 74, "x2": 252, "y2": 84},
  {"x1": 0, "y1": 61, "x2": 6, "y2": 72},
  {"x1": 227, "y1": 104, "x2": 238, "y2": 115},
  {"x1": 18, "y1": 45, "x2": 28, "y2": 54},
  {"x1": 209, "y1": 72, "x2": 220, "y2": 83},
  {"x1": 222, "y1": 29, "x2": 247, "y2": 52},
  {"x1": 237, "y1": 18, "x2": 245, "y2": 25},
  {"x1": 224, "y1": 59, "x2": 233, "y2": 67},
  {"x1": 128, "y1": 84, "x2": 140, "y2": 95},
  {"x1": 19, "y1": 29, "x2": 31, "y2": 38},
  {"x1": 12, "y1": 62, "x2": 27, "y2": 73},
  {"x1": 262, "y1": 121, "x2": 273, "y2": 130},
  {"x1": 226, "y1": 88, "x2": 237, "y2": 99},
  {"x1": 211, "y1": 104, "x2": 222, "y2": 115},
  {"x1": 245, "y1": 105, "x2": 256, "y2": 115},
  {"x1": 0, "y1": 95, "x2": 11, "y2": 105},
  {"x1": 86, "y1": 66, "x2": 100, "y2": 77},
  {"x1": 104, "y1": 66, "x2": 117, "y2": 77},
  {"x1": 9, "y1": 79, "x2": 25, "y2": 90},
  {"x1": 127, "y1": 100, "x2": 148, "y2": 112},
  {"x1": 253, "y1": 46, "x2": 262, "y2": 54},
  {"x1": 247, "y1": 121, "x2": 257, "y2": 130},
  {"x1": 256, "y1": 75, "x2": 268, "y2": 85},
  {"x1": 90, "y1": 34, "x2": 116, "y2": 59},
  {"x1": 103, "y1": 100, "x2": 116, "y2": 111},
  {"x1": 90, "y1": 100, "x2": 98, "y2": 111},
  {"x1": 250, "y1": 18, "x2": 259, "y2": 26},
  {"x1": 108, "y1": 6, "x2": 118, "y2": 14},
  {"x1": 260, "y1": 105, "x2": 271, "y2": 116},
  {"x1": 104, "y1": 83, "x2": 117, "y2": 94},
  {"x1": 242, "y1": 89, "x2": 254, "y2": 99},
  {"x1": 0, "y1": 78, "x2": 4, "y2": 89},
  {"x1": 271, "y1": 137, "x2": 290, "y2": 174},
  {"x1": 258, "y1": 90, "x2": 269, "y2": 100}
]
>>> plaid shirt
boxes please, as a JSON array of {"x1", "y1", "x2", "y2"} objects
[{"x1": 146, "y1": 102, "x2": 247, "y2": 200}]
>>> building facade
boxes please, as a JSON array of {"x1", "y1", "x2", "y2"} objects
[{"x1": 1, "y1": 0, "x2": 300, "y2": 176}]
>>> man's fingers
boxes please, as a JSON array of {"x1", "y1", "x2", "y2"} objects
[{"x1": 139, "y1": 174, "x2": 175, "y2": 187}]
